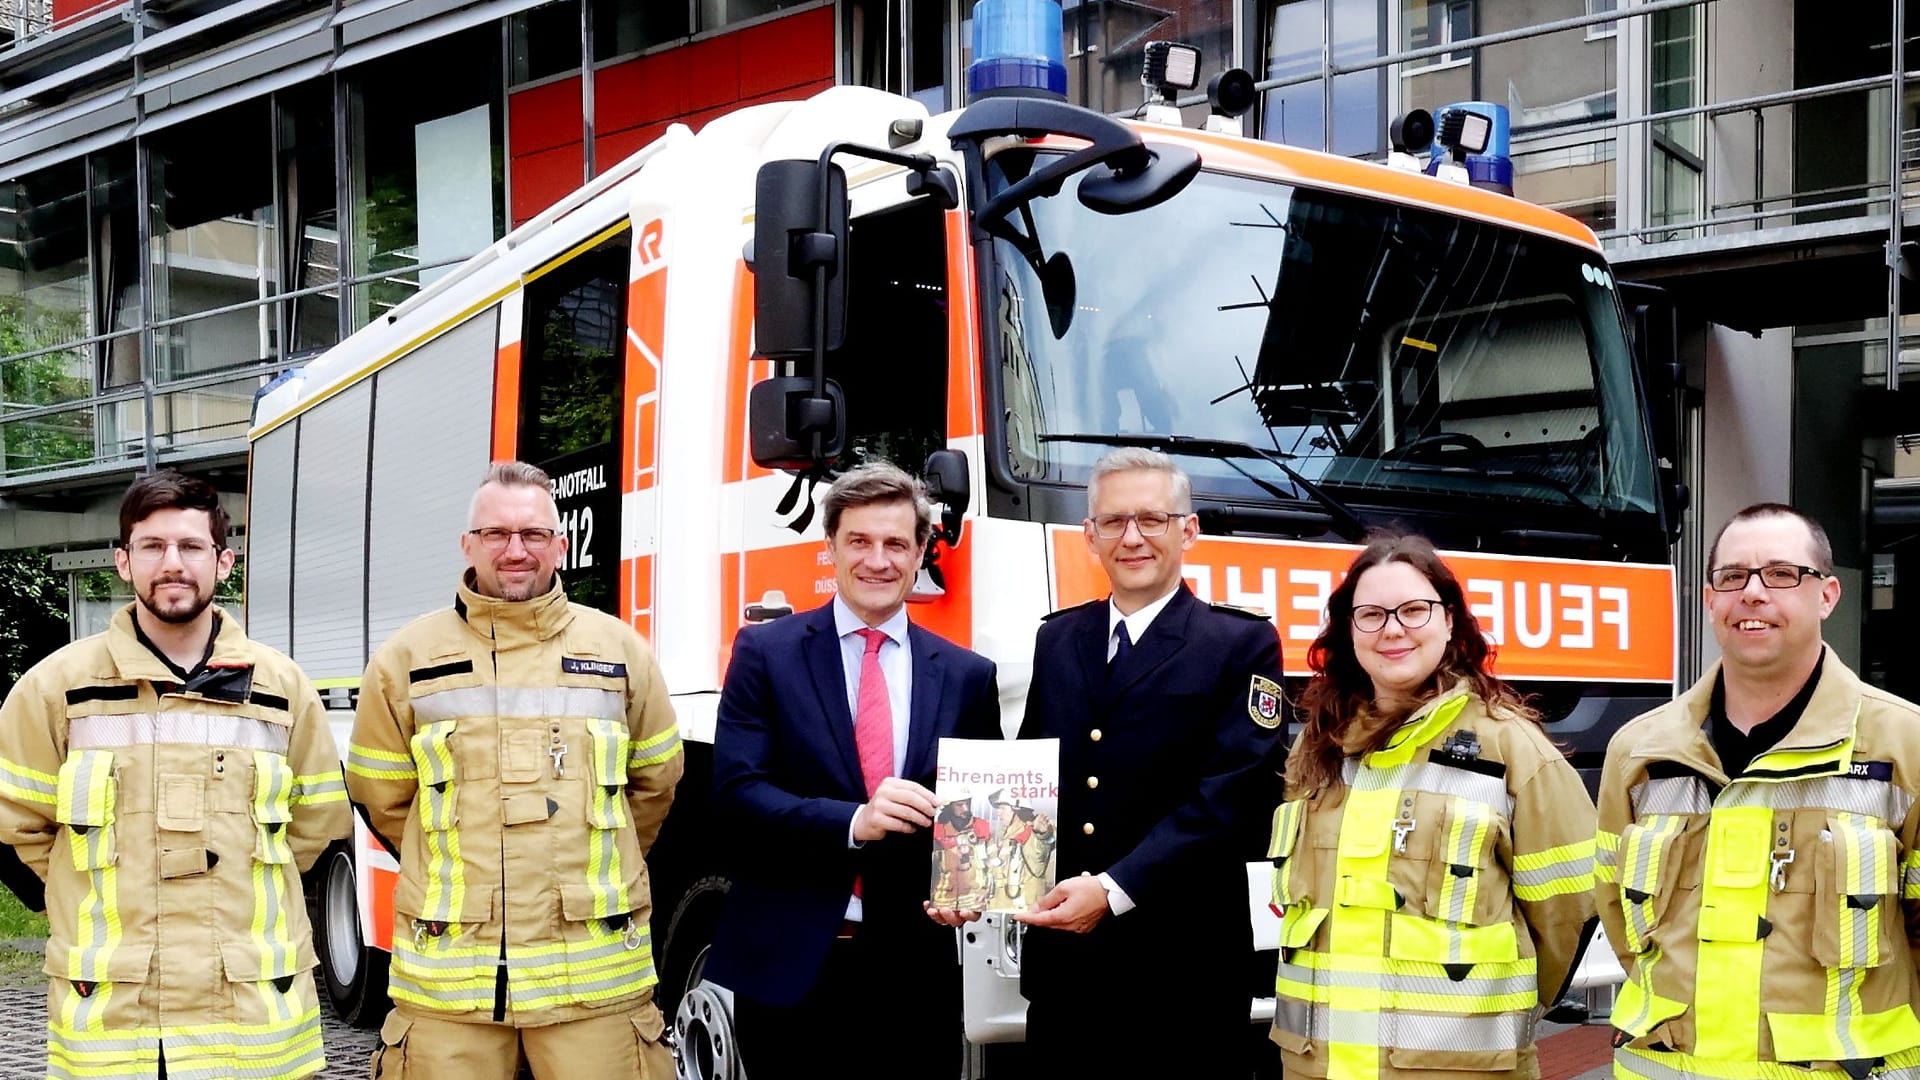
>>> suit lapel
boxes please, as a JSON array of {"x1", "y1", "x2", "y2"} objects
[
  {"x1": 802, "y1": 608, "x2": 865, "y2": 792},
  {"x1": 903, "y1": 624, "x2": 946, "y2": 780},
  {"x1": 1110, "y1": 587, "x2": 1195, "y2": 694}
]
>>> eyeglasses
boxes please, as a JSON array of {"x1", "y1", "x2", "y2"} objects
[
  {"x1": 1708, "y1": 564, "x2": 1826, "y2": 592},
  {"x1": 1089, "y1": 511, "x2": 1188, "y2": 539},
  {"x1": 1351, "y1": 598, "x2": 1445, "y2": 633},
  {"x1": 125, "y1": 538, "x2": 220, "y2": 564},
  {"x1": 467, "y1": 527, "x2": 558, "y2": 552}
]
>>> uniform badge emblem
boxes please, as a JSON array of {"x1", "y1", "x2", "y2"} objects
[{"x1": 1248, "y1": 675, "x2": 1284, "y2": 728}]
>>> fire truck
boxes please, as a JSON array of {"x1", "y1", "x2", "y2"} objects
[{"x1": 245, "y1": 1, "x2": 1683, "y2": 1072}]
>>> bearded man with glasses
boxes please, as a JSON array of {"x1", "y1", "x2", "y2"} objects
[
  {"x1": 1595, "y1": 502, "x2": 1920, "y2": 1080},
  {"x1": 1012, "y1": 447, "x2": 1287, "y2": 1077},
  {"x1": 348, "y1": 461, "x2": 682, "y2": 1079},
  {"x1": 0, "y1": 470, "x2": 350, "y2": 1079}
]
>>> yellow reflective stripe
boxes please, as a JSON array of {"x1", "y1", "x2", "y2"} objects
[
  {"x1": 1903, "y1": 849, "x2": 1920, "y2": 900},
  {"x1": 46, "y1": 1005, "x2": 327, "y2": 1079},
  {"x1": 1327, "y1": 773, "x2": 1399, "y2": 1080},
  {"x1": 1611, "y1": 949, "x2": 1686, "y2": 1040},
  {"x1": 0, "y1": 757, "x2": 58, "y2": 805},
  {"x1": 1832, "y1": 812, "x2": 1894, "y2": 968},
  {"x1": 1743, "y1": 734, "x2": 1852, "y2": 780},
  {"x1": 409, "y1": 721, "x2": 465, "y2": 923},
  {"x1": 1616, "y1": 1044, "x2": 1920, "y2": 1080},
  {"x1": 1618, "y1": 815, "x2": 1684, "y2": 953},
  {"x1": 346, "y1": 739, "x2": 415, "y2": 780},
  {"x1": 1513, "y1": 838, "x2": 1596, "y2": 902},
  {"x1": 1434, "y1": 797, "x2": 1491, "y2": 924},
  {"x1": 289, "y1": 770, "x2": 347, "y2": 805},
  {"x1": 1269, "y1": 799, "x2": 1306, "y2": 908},
  {"x1": 1692, "y1": 805, "x2": 1770, "y2": 1060},
  {"x1": 1595, "y1": 828, "x2": 1620, "y2": 883},
  {"x1": 628, "y1": 725, "x2": 681, "y2": 768}
]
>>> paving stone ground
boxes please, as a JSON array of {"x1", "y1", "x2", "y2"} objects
[{"x1": 0, "y1": 981, "x2": 382, "y2": 1079}]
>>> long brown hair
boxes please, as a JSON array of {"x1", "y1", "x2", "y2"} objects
[{"x1": 1287, "y1": 532, "x2": 1537, "y2": 792}]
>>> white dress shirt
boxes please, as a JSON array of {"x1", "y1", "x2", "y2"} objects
[
  {"x1": 834, "y1": 596, "x2": 914, "y2": 921},
  {"x1": 1094, "y1": 584, "x2": 1184, "y2": 916}
]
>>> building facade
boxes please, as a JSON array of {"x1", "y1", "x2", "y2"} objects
[{"x1": 0, "y1": 0, "x2": 1911, "y2": 691}]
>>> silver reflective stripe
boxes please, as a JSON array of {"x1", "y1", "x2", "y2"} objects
[
  {"x1": 69, "y1": 712, "x2": 290, "y2": 754},
  {"x1": 1613, "y1": 1047, "x2": 1916, "y2": 1080},
  {"x1": 1409, "y1": 763, "x2": 1513, "y2": 817},
  {"x1": 1347, "y1": 760, "x2": 1413, "y2": 793},
  {"x1": 1631, "y1": 777, "x2": 1713, "y2": 816},
  {"x1": 1273, "y1": 1001, "x2": 1535, "y2": 1050},
  {"x1": 411, "y1": 685, "x2": 624, "y2": 723},
  {"x1": 1276, "y1": 959, "x2": 1538, "y2": 1000},
  {"x1": 1715, "y1": 775, "x2": 1911, "y2": 824}
]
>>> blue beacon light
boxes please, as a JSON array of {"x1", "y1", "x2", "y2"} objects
[
  {"x1": 967, "y1": 0, "x2": 1067, "y2": 100},
  {"x1": 1428, "y1": 101, "x2": 1514, "y2": 195}
]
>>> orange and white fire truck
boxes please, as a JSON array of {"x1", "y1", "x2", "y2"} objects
[{"x1": 246, "y1": 10, "x2": 1683, "y2": 1073}]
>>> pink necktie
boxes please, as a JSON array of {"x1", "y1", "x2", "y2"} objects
[{"x1": 854, "y1": 628, "x2": 895, "y2": 797}]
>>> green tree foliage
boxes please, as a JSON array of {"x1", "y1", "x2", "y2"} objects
[
  {"x1": 0, "y1": 295, "x2": 93, "y2": 474},
  {"x1": 0, "y1": 549, "x2": 69, "y2": 699}
]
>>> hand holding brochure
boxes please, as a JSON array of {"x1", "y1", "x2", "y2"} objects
[{"x1": 929, "y1": 737, "x2": 1060, "y2": 913}]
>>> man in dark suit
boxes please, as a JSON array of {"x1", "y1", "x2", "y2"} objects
[
  {"x1": 707, "y1": 462, "x2": 1001, "y2": 1079},
  {"x1": 1016, "y1": 447, "x2": 1286, "y2": 1077}
]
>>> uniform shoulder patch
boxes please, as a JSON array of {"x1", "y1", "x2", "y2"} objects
[
  {"x1": 1041, "y1": 599, "x2": 1106, "y2": 622},
  {"x1": 1212, "y1": 602, "x2": 1273, "y2": 621},
  {"x1": 562, "y1": 657, "x2": 627, "y2": 678},
  {"x1": 1247, "y1": 674, "x2": 1284, "y2": 728}
]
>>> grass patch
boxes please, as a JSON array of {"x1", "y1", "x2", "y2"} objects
[{"x1": 0, "y1": 885, "x2": 45, "y2": 940}]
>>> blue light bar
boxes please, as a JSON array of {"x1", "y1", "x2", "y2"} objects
[{"x1": 968, "y1": 0, "x2": 1067, "y2": 100}]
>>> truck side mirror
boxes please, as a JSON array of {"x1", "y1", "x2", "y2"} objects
[
  {"x1": 923, "y1": 448, "x2": 971, "y2": 544},
  {"x1": 751, "y1": 159, "x2": 848, "y2": 358},
  {"x1": 748, "y1": 376, "x2": 847, "y2": 471}
]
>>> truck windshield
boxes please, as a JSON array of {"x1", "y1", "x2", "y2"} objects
[{"x1": 990, "y1": 151, "x2": 1659, "y2": 525}]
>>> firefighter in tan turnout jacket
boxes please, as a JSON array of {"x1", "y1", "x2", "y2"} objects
[
  {"x1": 0, "y1": 471, "x2": 350, "y2": 1080},
  {"x1": 1596, "y1": 504, "x2": 1920, "y2": 1080},
  {"x1": 347, "y1": 461, "x2": 682, "y2": 1080}
]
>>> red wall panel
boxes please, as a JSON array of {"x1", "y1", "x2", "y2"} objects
[
  {"x1": 510, "y1": 142, "x2": 583, "y2": 227},
  {"x1": 51, "y1": 0, "x2": 119, "y2": 24}
]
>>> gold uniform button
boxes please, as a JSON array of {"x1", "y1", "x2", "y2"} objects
[
  {"x1": 1086, "y1": 776, "x2": 1099, "y2": 789},
  {"x1": 1082, "y1": 822, "x2": 1096, "y2": 835},
  {"x1": 1089, "y1": 729, "x2": 1103, "y2": 742}
]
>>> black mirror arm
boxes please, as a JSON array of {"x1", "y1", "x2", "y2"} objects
[
  {"x1": 974, "y1": 140, "x2": 1146, "y2": 235},
  {"x1": 801, "y1": 141, "x2": 941, "y2": 463}
]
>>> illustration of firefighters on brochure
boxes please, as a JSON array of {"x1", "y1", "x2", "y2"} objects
[{"x1": 931, "y1": 738, "x2": 1060, "y2": 912}]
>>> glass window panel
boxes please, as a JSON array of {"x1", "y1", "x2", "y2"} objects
[
  {"x1": 280, "y1": 80, "x2": 339, "y2": 357},
  {"x1": 347, "y1": 26, "x2": 504, "y2": 328},
  {"x1": 148, "y1": 100, "x2": 276, "y2": 384},
  {"x1": 511, "y1": 1, "x2": 582, "y2": 86},
  {"x1": 1262, "y1": 0, "x2": 1383, "y2": 157},
  {"x1": 594, "y1": 0, "x2": 690, "y2": 59},
  {"x1": 1063, "y1": 0, "x2": 1232, "y2": 117},
  {"x1": 698, "y1": 0, "x2": 803, "y2": 32},
  {"x1": 0, "y1": 159, "x2": 91, "y2": 417},
  {"x1": 93, "y1": 146, "x2": 140, "y2": 391}
]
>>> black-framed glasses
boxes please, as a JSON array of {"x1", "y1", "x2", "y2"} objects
[
  {"x1": 1708, "y1": 564, "x2": 1826, "y2": 592},
  {"x1": 1351, "y1": 598, "x2": 1445, "y2": 633},
  {"x1": 1090, "y1": 511, "x2": 1188, "y2": 539},
  {"x1": 467, "y1": 527, "x2": 558, "y2": 552}
]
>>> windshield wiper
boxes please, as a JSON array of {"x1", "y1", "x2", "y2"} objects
[
  {"x1": 1379, "y1": 459, "x2": 1624, "y2": 554},
  {"x1": 1037, "y1": 432, "x2": 1368, "y2": 541}
]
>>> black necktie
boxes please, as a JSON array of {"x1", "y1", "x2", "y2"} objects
[{"x1": 1109, "y1": 622, "x2": 1134, "y2": 680}]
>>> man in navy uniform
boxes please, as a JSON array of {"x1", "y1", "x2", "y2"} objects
[
  {"x1": 1016, "y1": 447, "x2": 1286, "y2": 1076},
  {"x1": 706, "y1": 462, "x2": 1001, "y2": 1079}
]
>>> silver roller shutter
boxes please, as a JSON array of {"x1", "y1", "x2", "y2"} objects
[
  {"x1": 289, "y1": 380, "x2": 372, "y2": 681},
  {"x1": 246, "y1": 426, "x2": 297, "y2": 652}
]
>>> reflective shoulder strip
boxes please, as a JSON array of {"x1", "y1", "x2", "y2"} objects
[
  {"x1": 412, "y1": 685, "x2": 625, "y2": 724},
  {"x1": 68, "y1": 713, "x2": 291, "y2": 754},
  {"x1": 628, "y1": 726, "x2": 681, "y2": 769},
  {"x1": 1630, "y1": 776, "x2": 1713, "y2": 816},
  {"x1": 0, "y1": 758, "x2": 58, "y2": 806},
  {"x1": 1407, "y1": 761, "x2": 1513, "y2": 816},
  {"x1": 291, "y1": 770, "x2": 348, "y2": 805},
  {"x1": 1715, "y1": 774, "x2": 1911, "y2": 824},
  {"x1": 346, "y1": 744, "x2": 416, "y2": 781},
  {"x1": 1512, "y1": 837, "x2": 1597, "y2": 902}
]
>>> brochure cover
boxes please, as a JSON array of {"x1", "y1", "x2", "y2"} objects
[{"x1": 929, "y1": 738, "x2": 1060, "y2": 913}]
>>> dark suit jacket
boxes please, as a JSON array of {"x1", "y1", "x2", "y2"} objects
[
  {"x1": 1018, "y1": 586, "x2": 1285, "y2": 1006},
  {"x1": 705, "y1": 602, "x2": 1001, "y2": 1007}
]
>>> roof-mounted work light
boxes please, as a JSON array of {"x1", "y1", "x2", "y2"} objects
[
  {"x1": 967, "y1": 0, "x2": 1067, "y2": 100},
  {"x1": 1425, "y1": 101, "x2": 1513, "y2": 195},
  {"x1": 1138, "y1": 40, "x2": 1201, "y2": 127}
]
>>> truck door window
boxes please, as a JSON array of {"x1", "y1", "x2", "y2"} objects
[
  {"x1": 518, "y1": 229, "x2": 629, "y2": 614},
  {"x1": 827, "y1": 197, "x2": 948, "y2": 475}
]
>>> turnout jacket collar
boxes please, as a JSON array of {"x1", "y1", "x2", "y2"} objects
[
  {"x1": 1629, "y1": 648, "x2": 1860, "y2": 786},
  {"x1": 104, "y1": 603, "x2": 252, "y2": 684},
  {"x1": 453, "y1": 571, "x2": 575, "y2": 645}
]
